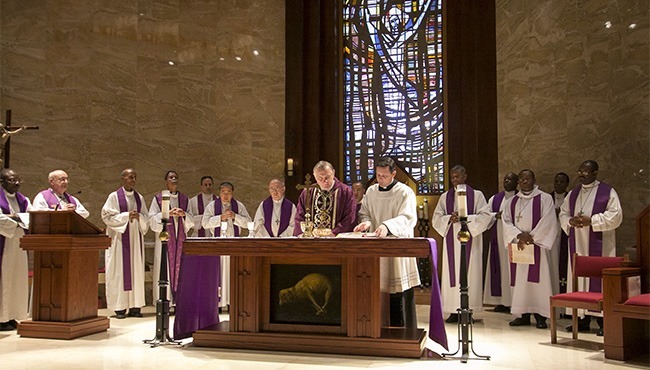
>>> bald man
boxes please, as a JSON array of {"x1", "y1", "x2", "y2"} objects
[{"x1": 32, "y1": 170, "x2": 89, "y2": 218}]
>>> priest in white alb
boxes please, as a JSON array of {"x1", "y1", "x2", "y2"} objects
[
  {"x1": 501, "y1": 169, "x2": 558, "y2": 329},
  {"x1": 148, "y1": 171, "x2": 194, "y2": 303},
  {"x1": 432, "y1": 165, "x2": 492, "y2": 322},
  {"x1": 0, "y1": 169, "x2": 32, "y2": 331},
  {"x1": 101, "y1": 168, "x2": 149, "y2": 319},
  {"x1": 32, "y1": 170, "x2": 89, "y2": 218},
  {"x1": 188, "y1": 176, "x2": 217, "y2": 237},
  {"x1": 253, "y1": 178, "x2": 296, "y2": 237},
  {"x1": 558, "y1": 159, "x2": 622, "y2": 335}
]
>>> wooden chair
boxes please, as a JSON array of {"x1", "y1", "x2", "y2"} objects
[
  {"x1": 602, "y1": 205, "x2": 650, "y2": 360},
  {"x1": 550, "y1": 254, "x2": 624, "y2": 344}
]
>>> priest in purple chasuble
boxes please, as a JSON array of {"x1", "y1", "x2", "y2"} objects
[
  {"x1": 148, "y1": 171, "x2": 194, "y2": 303},
  {"x1": 483, "y1": 172, "x2": 518, "y2": 312},
  {"x1": 101, "y1": 168, "x2": 149, "y2": 319},
  {"x1": 0, "y1": 169, "x2": 32, "y2": 331},
  {"x1": 501, "y1": 170, "x2": 558, "y2": 328},
  {"x1": 32, "y1": 170, "x2": 89, "y2": 218},
  {"x1": 431, "y1": 165, "x2": 491, "y2": 321},
  {"x1": 188, "y1": 176, "x2": 217, "y2": 237},
  {"x1": 253, "y1": 178, "x2": 296, "y2": 237},
  {"x1": 354, "y1": 157, "x2": 420, "y2": 328},
  {"x1": 201, "y1": 181, "x2": 252, "y2": 308},
  {"x1": 293, "y1": 160, "x2": 357, "y2": 236},
  {"x1": 558, "y1": 160, "x2": 622, "y2": 331}
]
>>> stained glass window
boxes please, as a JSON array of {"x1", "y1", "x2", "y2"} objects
[{"x1": 343, "y1": 0, "x2": 444, "y2": 193}]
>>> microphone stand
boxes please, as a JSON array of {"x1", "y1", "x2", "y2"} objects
[
  {"x1": 442, "y1": 217, "x2": 490, "y2": 363},
  {"x1": 144, "y1": 218, "x2": 181, "y2": 347}
]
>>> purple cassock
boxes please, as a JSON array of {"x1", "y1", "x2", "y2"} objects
[
  {"x1": 567, "y1": 182, "x2": 612, "y2": 292},
  {"x1": 262, "y1": 196, "x2": 293, "y2": 236},
  {"x1": 293, "y1": 177, "x2": 357, "y2": 236},
  {"x1": 155, "y1": 192, "x2": 189, "y2": 296},
  {"x1": 38, "y1": 189, "x2": 77, "y2": 209},
  {"x1": 116, "y1": 187, "x2": 143, "y2": 291}
]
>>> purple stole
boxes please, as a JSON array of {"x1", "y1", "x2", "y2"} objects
[
  {"x1": 262, "y1": 197, "x2": 293, "y2": 237},
  {"x1": 0, "y1": 190, "x2": 28, "y2": 277},
  {"x1": 156, "y1": 192, "x2": 189, "y2": 294},
  {"x1": 214, "y1": 198, "x2": 240, "y2": 236},
  {"x1": 568, "y1": 182, "x2": 612, "y2": 292},
  {"x1": 196, "y1": 194, "x2": 217, "y2": 237},
  {"x1": 509, "y1": 194, "x2": 542, "y2": 285},
  {"x1": 488, "y1": 191, "x2": 506, "y2": 296},
  {"x1": 39, "y1": 189, "x2": 78, "y2": 209},
  {"x1": 116, "y1": 187, "x2": 143, "y2": 291},
  {"x1": 445, "y1": 185, "x2": 475, "y2": 287}
]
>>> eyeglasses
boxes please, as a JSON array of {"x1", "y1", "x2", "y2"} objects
[
  {"x1": 269, "y1": 187, "x2": 284, "y2": 192},
  {"x1": 4, "y1": 178, "x2": 22, "y2": 184},
  {"x1": 577, "y1": 170, "x2": 595, "y2": 176}
]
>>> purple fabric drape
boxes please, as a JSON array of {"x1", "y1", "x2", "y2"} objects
[
  {"x1": 567, "y1": 182, "x2": 612, "y2": 292},
  {"x1": 39, "y1": 189, "x2": 77, "y2": 209},
  {"x1": 116, "y1": 187, "x2": 142, "y2": 291},
  {"x1": 172, "y1": 254, "x2": 221, "y2": 340},
  {"x1": 445, "y1": 185, "x2": 475, "y2": 287},
  {"x1": 197, "y1": 194, "x2": 217, "y2": 237},
  {"x1": 509, "y1": 195, "x2": 542, "y2": 285},
  {"x1": 427, "y1": 238, "x2": 448, "y2": 350},
  {"x1": 262, "y1": 197, "x2": 293, "y2": 237},
  {"x1": 0, "y1": 190, "x2": 28, "y2": 277},
  {"x1": 488, "y1": 191, "x2": 506, "y2": 296},
  {"x1": 214, "y1": 198, "x2": 240, "y2": 236}
]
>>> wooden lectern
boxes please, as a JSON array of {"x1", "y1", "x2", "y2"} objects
[{"x1": 18, "y1": 210, "x2": 111, "y2": 339}]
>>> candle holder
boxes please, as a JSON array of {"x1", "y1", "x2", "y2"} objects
[
  {"x1": 442, "y1": 217, "x2": 490, "y2": 362},
  {"x1": 143, "y1": 219, "x2": 181, "y2": 347},
  {"x1": 417, "y1": 217, "x2": 430, "y2": 237}
]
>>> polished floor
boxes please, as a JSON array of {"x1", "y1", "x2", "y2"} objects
[{"x1": 1, "y1": 306, "x2": 648, "y2": 370}]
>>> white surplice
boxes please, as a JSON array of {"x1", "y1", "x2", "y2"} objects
[
  {"x1": 357, "y1": 181, "x2": 421, "y2": 293},
  {"x1": 432, "y1": 187, "x2": 491, "y2": 314},
  {"x1": 0, "y1": 191, "x2": 32, "y2": 323},
  {"x1": 201, "y1": 198, "x2": 252, "y2": 307},
  {"x1": 149, "y1": 193, "x2": 194, "y2": 303},
  {"x1": 483, "y1": 190, "x2": 516, "y2": 307},
  {"x1": 188, "y1": 193, "x2": 216, "y2": 237},
  {"x1": 501, "y1": 186, "x2": 558, "y2": 318},
  {"x1": 32, "y1": 189, "x2": 90, "y2": 218},
  {"x1": 101, "y1": 188, "x2": 149, "y2": 311},
  {"x1": 252, "y1": 198, "x2": 296, "y2": 237}
]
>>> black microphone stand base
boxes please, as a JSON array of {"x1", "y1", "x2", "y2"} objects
[{"x1": 143, "y1": 226, "x2": 182, "y2": 348}]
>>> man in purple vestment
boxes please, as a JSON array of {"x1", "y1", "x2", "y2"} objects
[
  {"x1": 294, "y1": 160, "x2": 357, "y2": 236},
  {"x1": 253, "y1": 178, "x2": 296, "y2": 237},
  {"x1": 32, "y1": 170, "x2": 89, "y2": 218}
]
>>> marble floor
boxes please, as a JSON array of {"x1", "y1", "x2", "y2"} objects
[{"x1": 1, "y1": 306, "x2": 648, "y2": 370}]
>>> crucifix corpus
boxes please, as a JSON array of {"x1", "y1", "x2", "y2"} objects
[{"x1": 2, "y1": 110, "x2": 39, "y2": 168}]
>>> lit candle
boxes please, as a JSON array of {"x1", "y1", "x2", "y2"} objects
[
  {"x1": 457, "y1": 184, "x2": 468, "y2": 218},
  {"x1": 287, "y1": 158, "x2": 294, "y2": 171},
  {"x1": 417, "y1": 205, "x2": 424, "y2": 220},
  {"x1": 423, "y1": 198, "x2": 429, "y2": 219},
  {"x1": 161, "y1": 190, "x2": 170, "y2": 221}
]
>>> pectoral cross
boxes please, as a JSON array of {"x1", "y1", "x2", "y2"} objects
[
  {"x1": 295, "y1": 174, "x2": 318, "y2": 219},
  {"x1": 516, "y1": 213, "x2": 523, "y2": 223},
  {"x1": 3, "y1": 110, "x2": 40, "y2": 168}
]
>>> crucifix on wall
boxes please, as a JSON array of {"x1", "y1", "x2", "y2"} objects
[{"x1": 2, "y1": 110, "x2": 39, "y2": 168}]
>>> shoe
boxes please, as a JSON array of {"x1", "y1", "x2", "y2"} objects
[
  {"x1": 445, "y1": 314, "x2": 459, "y2": 323},
  {"x1": 509, "y1": 314, "x2": 531, "y2": 326},
  {"x1": 8, "y1": 319, "x2": 18, "y2": 329},
  {"x1": 127, "y1": 308, "x2": 143, "y2": 317},
  {"x1": 565, "y1": 317, "x2": 590, "y2": 332},
  {"x1": 493, "y1": 305, "x2": 510, "y2": 313},
  {"x1": 534, "y1": 314, "x2": 547, "y2": 329},
  {"x1": 115, "y1": 310, "x2": 127, "y2": 319},
  {"x1": 596, "y1": 317, "x2": 603, "y2": 336},
  {"x1": 0, "y1": 321, "x2": 14, "y2": 331}
]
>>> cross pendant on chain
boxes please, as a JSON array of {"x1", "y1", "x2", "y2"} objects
[
  {"x1": 275, "y1": 219, "x2": 280, "y2": 225},
  {"x1": 516, "y1": 214, "x2": 523, "y2": 223}
]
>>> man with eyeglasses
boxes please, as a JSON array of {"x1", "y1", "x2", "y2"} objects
[
  {"x1": 0, "y1": 169, "x2": 33, "y2": 331},
  {"x1": 354, "y1": 157, "x2": 420, "y2": 327},
  {"x1": 293, "y1": 160, "x2": 357, "y2": 237},
  {"x1": 252, "y1": 178, "x2": 296, "y2": 237},
  {"x1": 32, "y1": 170, "x2": 89, "y2": 218},
  {"x1": 558, "y1": 159, "x2": 623, "y2": 336}
]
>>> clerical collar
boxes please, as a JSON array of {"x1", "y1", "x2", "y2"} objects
[
  {"x1": 581, "y1": 180, "x2": 599, "y2": 189},
  {"x1": 273, "y1": 197, "x2": 284, "y2": 205},
  {"x1": 379, "y1": 180, "x2": 397, "y2": 192},
  {"x1": 122, "y1": 187, "x2": 134, "y2": 194},
  {"x1": 520, "y1": 185, "x2": 538, "y2": 197},
  {"x1": 3, "y1": 188, "x2": 16, "y2": 198}
]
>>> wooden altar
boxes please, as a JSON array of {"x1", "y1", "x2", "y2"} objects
[{"x1": 182, "y1": 237, "x2": 440, "y2": 358}]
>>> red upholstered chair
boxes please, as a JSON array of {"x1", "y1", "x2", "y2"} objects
[{"x1": 550, "y1": 254, "x2": 624, "y2": 344}]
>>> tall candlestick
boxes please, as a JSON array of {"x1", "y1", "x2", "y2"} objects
[
  {"x1": 418, "y1": 204, "x2": 424, "y2": 220},
  {"x1": 161, "y1": 190, "x2": 170, "y2": 221},
  {"x1": 423, "y1": 198, "x2": 429, "y2": 219},
  {"x1": 457, "y1": 184, "x2": 468, "y2": 218}
]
